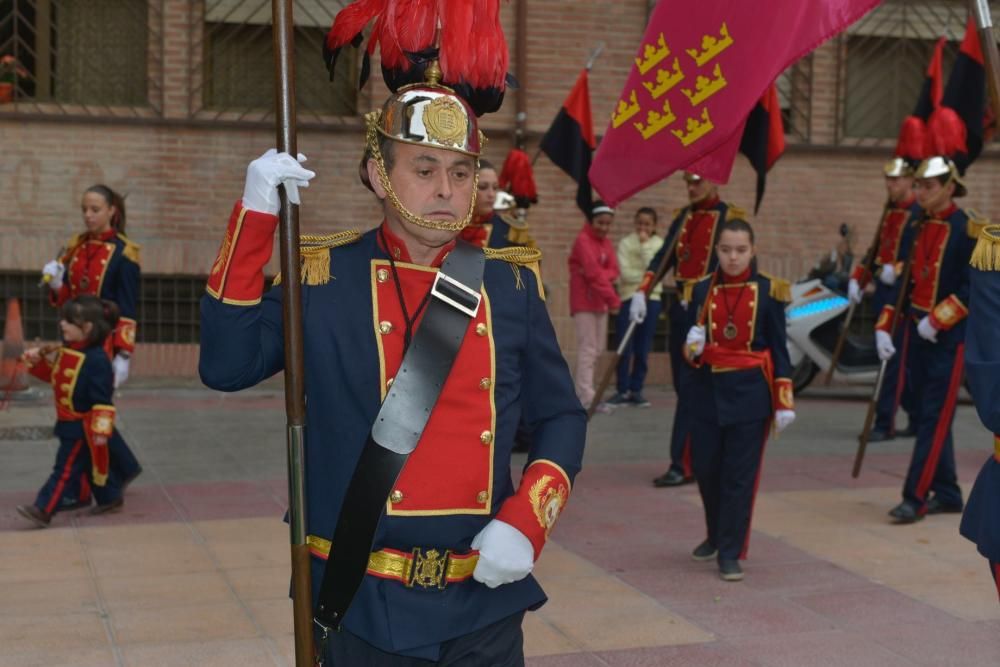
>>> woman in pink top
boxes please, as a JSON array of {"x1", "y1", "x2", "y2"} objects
[{"x1": 568, "y1": 201, "x2": 621, "y2": 409}]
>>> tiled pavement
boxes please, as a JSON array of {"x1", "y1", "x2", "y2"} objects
[{"x1": 1, "y1": 378, "x2": 997, "y2": 666}]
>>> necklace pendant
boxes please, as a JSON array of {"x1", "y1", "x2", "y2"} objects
[
  {"x1": 723, "y1": 321, "x2": 739, "y2": 340},
  {"x1": 79, "y1": 276, "x2": 90, "y2": 290},
  {"x1": 680, "y1": 248, "x2": 691, "y2": 262}
]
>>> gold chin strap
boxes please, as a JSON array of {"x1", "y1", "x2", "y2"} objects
[{"x1": 365, "y1": 112, "x2": 479, "y2": 233}]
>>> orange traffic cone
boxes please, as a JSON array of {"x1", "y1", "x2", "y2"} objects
[{"x1": 0, "y1": 297, "x2": 28, "y2": 392}]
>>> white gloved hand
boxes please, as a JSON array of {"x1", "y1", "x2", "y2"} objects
[
  {"x1": 847, "y1": 278, "x2": 862, "y2": 304},
  {"x1": 879, "y1": 263, "x2": 897, "y2": 286},
  {"x1": 685, "y1": 325, "x2": 706, "y2": 357},
  {"x1": 875, "y1": 329, "x2": 896, "y2": 361},
  {"x1": 112, "y1": 354, "x2": 130, "y2": 388},
  {"x1": 242, "y1": 149, "x2": 316, "y2": 215},
  {"x1": 628, "y1": 291, "x2": 647, "y2": 323},
  {"x1": 775, "y1": 409, "x2": 796, "y2": 433},
  {"x1": 917, "y1": 315, "x2": 939, "y2": 342},
  {"x1": 42, "y1": 260, "x2": 65, "y2": 290},
  {"x1": 471, "y1": 519, "x2": 534, "y2": 589}
]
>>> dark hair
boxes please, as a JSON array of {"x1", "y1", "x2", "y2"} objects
[
  {"x1": 85, "y1": 184, "x2": 127, "y2": 233},
  {"x1": 478, "y1": 158, "x2": 496, "y2": 172},
  {"x1": 719, "y1": 217, "x2": 755, "y2": 244},
  {"x1": 60, "y1": 295, "x2": 120, "y2": 346},
  {"x1": 634, "y1": 206, "x2": 658, "y2": 224},
  {"x1": 359, "y1": 133, "x2": 397, "y2": 192}
]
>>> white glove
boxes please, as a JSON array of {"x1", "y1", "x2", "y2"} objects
[
  {"x1": 917, "y1": 315, "x2": 939, "y2": 342},
  {"x1": 242, "y1": 149, "x2": 316, "y2": 215},
  {"x1": 42, "y1": 260, "x2": 65, "y2": 290},
  {"x1": 629, "y1": 292, "x2": 647, "y2": 323},
  {"x1": 775, "y1": 409, "x2": 796, "y2": 433},
  {"x1": 847, "y1": 278, "x2": 862, "y2": 304},
  {"x1": 112, "y1": 354, "x2": 130, "y2": 388},
  {"x1": 879, "y1": 263, "x2": 897, "y2": 286},
  {"x1": 875, "y1": 329, "x2": 896, "y2": 361},
  {"x1": 685, "y1": 325, "x2": 706, "y2": 357},
  {"x1": 471, "y1": 519, "x2": 534, "y2": 588}
]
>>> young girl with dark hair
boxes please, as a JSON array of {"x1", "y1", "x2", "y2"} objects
[
  {"x1": 682, "y1": 218, "x2": 796, "y2": 582},
  {"x1": 16, "y1": 296, "x2": 127, "y2": 527}
]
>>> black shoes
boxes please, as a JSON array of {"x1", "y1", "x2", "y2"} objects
[
  {"x1": 896, "y1": 423, "x2": 917, "y2": 437},
  {"x1": 16, "y1": 504, "x2": 51, "y2": 528},
  {"x1": 718, "y1": 559, "x2": 744, "y2": 582},
  {"x1": 89, "y1": 497, "x2": 124, "y2": 515},
  {"x1": 867, "y1": 429, "x2": 893, "y2": 442},
  {"x1": 605, "y1": 392, "x2": 632, "y2": 406},
  {"x1": 652, "y1": 469, "x2": 694, "y2": 488},
  {"x1": 926, "y1": 495, "x2": 963, "y2": 515},
  {"x1": 888, "y1": 502, "x2": 922, "y2": 524},
  {"x1": 630, "y1": 393, "x2": 651, "y2": 408},
  {"x1": 691, "y1": 540, "x2": 718, "y2": 562}
]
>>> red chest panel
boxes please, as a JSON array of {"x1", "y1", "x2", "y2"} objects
[
  {"x1": 707, "y1": 281, "x2": 759, "y2": 352},
  {"x1": 52, "y1": 349, "x2": 86, "y2": 420},
  {"x1": 65, "y1": 240, "x2": 115, "y2": 297},
  {"x1": 675, "y1": 210, "x2": 719, "y2": 280},
  {"x1": 910, "y1": 221, "x2": 950, "y2": 312},
  {"x1": 371, "y1": 260, "x2": 495, "y2": 516},
  {"x1": 876, "y1": 208, "x2": 908, "y2": 266}
]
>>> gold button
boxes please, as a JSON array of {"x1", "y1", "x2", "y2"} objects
[
  {"x1": 393, "y1": 247, "x2": 401, "y2": 259},
  {"x1": 710, "y1": 303, "x2": 717, "y2": 309},
  {"x1": 386, "y1": 377, "x2": 394, "y2": 388},
  {"x1": 379, "y1": 321, "x2": 394, "y2": 334},
  {"x1": 390, "y1": 490, "x2": 403, "y2": 503},
  {"x1": 475, "y1": 323, "x2": 488, "y2": 337},
  {"x1": 477, "y1": 491, "x2": 488, "y2": 504},
  {"x1": 376, "y1": 268, "x2": 390, "y2": 283},
  {"x1": 711, "y1": 323, "x2": 717, "y2": 329},
  {"x1": 479, "y1": 378, "x2": 491, "y2": 390},
  {"x1": 480, "y1": 430, "x2": 493, "y2": 445}
]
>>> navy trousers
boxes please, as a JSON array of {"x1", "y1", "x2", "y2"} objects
[
  {"x1": 902, "y1": 321, "x2": 964, "y2": 510},
  {"x1": 321, "y1": 611, "x2": 525, "y2": 666},
  {"x1": 873, "y1": 282, "x2": 914, "y2": 434},
  {"x1": 691, "y1": 417, "x2": 770, "y2": 560},
  {"x1": 615, "y1": 297, "x2": 662, "y2": 395},
  {"x1": 108, "y1": 430, "x2": 141, "y2": 483},
  {"x1": 35, "y1": 435, "x2": 121, "y2": 514},
  {"x1": 666, "y1": 297, "x2": 693, "y2": 477}
]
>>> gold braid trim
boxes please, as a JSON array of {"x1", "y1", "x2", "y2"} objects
[
  {"x1": 117, "y1": 233, "x2": 141, "y2": 265},
  {"x1": 485, "y1": 247, "x2": 544, "y2": 299},
  {"x1": 966, "y1": 210, "x2": 991, "y2": 240},
  {"x1": 970, "y1": 224, "x2": 1000, "y2": 271},
  {"x1": 726, "y1": 205, "x2": 748, "y2": 221},
  {"x1": 682, "y1": 281, "x2": 696, "y2": 304},
  {"x1": 760, "y1": 272, "x2": 791, "y2": 303},
  {"x1": 272, "y1": 230, "x2": 362, "y2": 286}
]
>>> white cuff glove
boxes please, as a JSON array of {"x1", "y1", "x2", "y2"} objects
[
  {"x1": 628, "y1": 292, "x2": 647, "y2": 323},
  {"x1": 917, "y1": 315, "x2": 939, "y2": 342},
  {"x1": 42, "y1": 260, "x2": 65, "y2": 290},
  {"x1": 242, "y1": 149, "x2": 316, "y2": 215},
  {"x1": 879, "y1": 263, "x2": 897, "y2": 286},
  {"x1": 775, "y1": 409, "x2": 796, "y2": 433},
  {"x1": 847, "y1": 278, "x2": 862, "y2": 305},
  {"x1": 471, "y1": 519, "x2": 534, "y2": 589},
  {"x1": 875, "y1": 329, "x2": 896, "y2": 361},
  {"x1": 112, "y1": 354, "x2": 130, "y2": 388},
  {"x1": 685, "y1": 325, "x2": 706, "y2": 357}
]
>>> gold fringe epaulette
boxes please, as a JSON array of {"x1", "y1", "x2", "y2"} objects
[
  {"x1": 117, "y1": 233, "x2": 141, "y2": 265},
  {"x1": 485, "y1": 247, "x2": 544, "y2": 299},
  {"x1": 760, "y1": 272, "x2": 791, "y2": 303},
  {"x1": 966, "y1": 209, "x2": 991, "y2": 240},
  {"x1": 970, "y1": 224, "x2": 1000, "y2": 271},
  {"x1": 499, "y1": 212, "x2": 529, "y2": 230},
  {"x1": 726, "y1": 205, "x2": 749, "y2": 221},
  {"x1": 272, "y1": 230, "x2": 362, "y2": 286}
]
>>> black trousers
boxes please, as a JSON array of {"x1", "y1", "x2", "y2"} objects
[{"x1": 322, "y1": 611, "x2": 526, "y2": 666}]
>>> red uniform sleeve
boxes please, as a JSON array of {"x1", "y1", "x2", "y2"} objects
[
  {"x1": 495, "y1": 459, "x2": 572, "y2": 560},
  {"x1": 874, "y1": 305, "x2": 895, "y2": 333},
  {"x1": 205, "y1": 201, "x2": 279, "y2": 305},
  {"x1": 26, "y1": 356, "x2": 54, "y2": 383},
  {"x1": 84, "y1": 404, "x2": 115, "y2": 487},
  {"x1": 928, "y1": 294, "x2": 969, "y2": 331}
]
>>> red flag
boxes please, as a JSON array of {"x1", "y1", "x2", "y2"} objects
[
  {"x1": 540, "y1": 69, "x2": 596, "y2": 214},
  {"x1": 590, "y1": 0, "x2": 879, "y2": 205}
]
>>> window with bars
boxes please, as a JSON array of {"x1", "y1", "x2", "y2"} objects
[
  {"x1": 0, "y1": 0, "x2": 161, "y2": 113},
  {"x1": 193, "y1": 0, "x2": 358, "y2": 122},
  {"x1": 777, "y1": 56, "x2": 812, "y2": 142}
]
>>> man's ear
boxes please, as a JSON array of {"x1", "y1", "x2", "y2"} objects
[{"x1": 367, "y1": 158, "x2": 387, "y2": 200}]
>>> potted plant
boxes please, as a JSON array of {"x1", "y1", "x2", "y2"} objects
[{"x1": 0, "y1": 55, "x2": 28, "y2": 104}]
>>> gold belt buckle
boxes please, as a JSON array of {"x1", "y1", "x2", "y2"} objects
[{"x1": 407, "y1": 547, "x2": 451, "y2": 590}]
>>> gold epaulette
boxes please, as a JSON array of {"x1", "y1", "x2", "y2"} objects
[
  {"x1": 760, "y1": 272, "x2": 791, "y2": 303},
  {"x1": 672, "y1": 207, "x2": 683, "y2": 219},
  {"x1": 272, "y1": 230, "x2": 362, "y2": 286},
  {"x1": 485, "y1": 247, "x2": 544, "y2": 299},
  {"x1": 726, "y1": 205, "x2": 748, "y2": 221},
  {"x1": 499, "y1": 212, "x2": 529, "y2": 230},
  {"x1": 61, "y1": 233, "x2": 86, "y2": 260},
  {"x1": 116, "y1": 233, "x2": 141, "y2": 265},
  {"x1": 965, "y1": 209, "x2": 991, "y2": 240},
  {"x1": 970, "y1": 224, "x2": 1000, "y2": 271},
  {"x1": 683, "y1": 273, "x2": 713, "y2": 304}
]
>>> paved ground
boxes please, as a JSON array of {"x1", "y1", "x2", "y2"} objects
[{"x1": 1, "y1": 376, "x2": 997, "y2": 666}]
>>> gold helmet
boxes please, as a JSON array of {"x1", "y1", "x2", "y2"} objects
[
  {"x1": 914, "y1": 156, "x2": 967, "y2": 197},
  {"x1": 883, "y1": 157, "x2": 914, "y2": 178}
]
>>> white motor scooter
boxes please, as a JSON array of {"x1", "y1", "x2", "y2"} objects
[{"x1": 785, "y1": 279, "x2": 879, "y2": 392}]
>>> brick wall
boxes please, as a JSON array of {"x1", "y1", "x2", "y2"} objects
[{"x1": 1, "y1": 1, "x2": 997, "y2": 379}]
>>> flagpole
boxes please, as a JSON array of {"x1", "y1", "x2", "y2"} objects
[{"x1": 969, "y1": 0, "x2": 1000, "y2": 119}]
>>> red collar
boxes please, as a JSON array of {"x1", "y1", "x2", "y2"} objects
[
  {"x1": 471, "y1": 213, "x2": 492, "y2": 227},
  {"x1": 692, "y1": 196, "x2": 720, "y2": 212},
  {"x1": 930, "y1": 203, "x2": 958, "y2": 220},
  {"x1": 376, "y1": 221, "x2": 456, "y2": 267},
  {"x1": 721, "y1": 267, "x2": 752, "y2": 284},
  {"x1": 86, "y1": 228, "x2": 117, "y2": 242}
]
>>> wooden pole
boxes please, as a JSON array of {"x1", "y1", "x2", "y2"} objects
[
  {"x1": 969, "y1": 1, "x2": 1000, "y2": 120},
  {"x1": 271, "y1": 1, "x2": 313, "y2": 664}
]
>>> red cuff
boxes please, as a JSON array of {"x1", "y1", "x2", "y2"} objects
[
  {"x1": 495, "y1": 459, "x2": 572, "y2": 560},
  {"x1": 636, "y1": 271, "x2": 655, "y2": 295},
  {"x1": 113, "y1": 317, "x2": 137, "y2": 354},
  {"x1": 26, "y1": 357, "x2": 53, "y2": 382},
  {"x1": 205, "y1": 201, "x2": 278, "y2": 305},
  {"x1": 773, "y1": 377, "x2": 794, "y2": 411},
  {"x1": 850, "y1": 264, "x2": 870, "y2": 287},
  {"x1": 928, "y1": 295, "x2": 968, "y2": 331},
  {"x1": 874, "y1": 305, "x2": 895, "y2": 333},
  {"x1": 85, "y1": 404, "x2": 116, "y2": 487}
]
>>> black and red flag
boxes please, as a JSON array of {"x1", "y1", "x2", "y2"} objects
[
  {"x1": 738, "y1": 82, "x2": 785, "y2": 213},
  {"x1": 896, "y1": 36, "x2": 945, "y2": 165},
  {"x1": 540, "y1": 69, "x2": 596, "y2": 215},
  {"x1": 940, "y1": 16, "x2": 987, "y2": 173}
]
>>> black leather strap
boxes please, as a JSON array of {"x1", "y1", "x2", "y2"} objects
[{"x1": 314, "y1": 241, "x2": 485, "y2": 631}]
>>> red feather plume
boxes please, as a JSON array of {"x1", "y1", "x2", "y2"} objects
[
  {"x1": 499, "y1": 148, "x2": 538, "y2": 207},
  {"x1": 927, "y1": 106, "x2": 968, "y2": 157},
  {"x1": 895, "y1": 116, "x2": 928, "y2": 163}
]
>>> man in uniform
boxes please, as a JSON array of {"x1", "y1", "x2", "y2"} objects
[
  {"x1": 875, "y1": 157, "x2": 981, "y2": 523},
  {"x1": 847, "y1": 157, "x2": 922, "y2": 441},
  {"x1": 628, "y1": 173, "x2": 745, "y2": 488},
  {"x1": 460, "y1": 159, "x2": 537, "y2": 250},
  {"x1": 199, "y1": 57, "x2": 585, "y2": 664}
]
